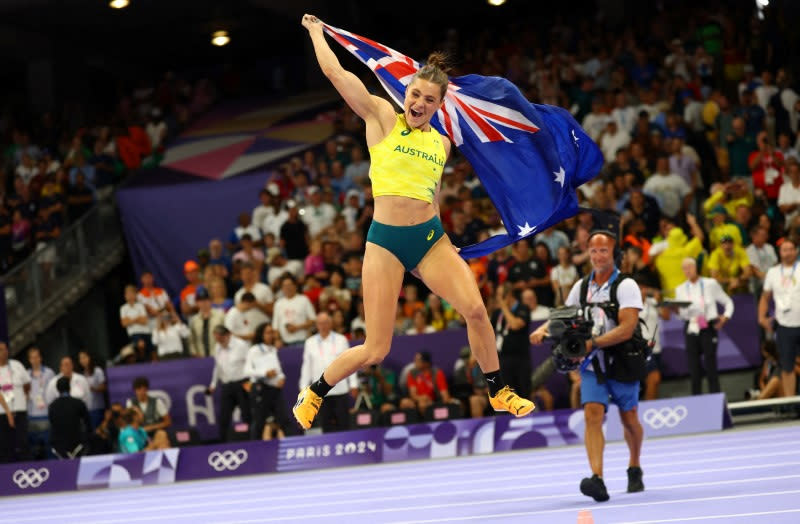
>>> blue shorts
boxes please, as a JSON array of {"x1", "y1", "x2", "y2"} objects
[{"x1": 580, "y1": 370, "x2": 640, "y2": 412}]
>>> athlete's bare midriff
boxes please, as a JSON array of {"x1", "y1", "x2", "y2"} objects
[{"x1": 372, "y1": 195, "x2": 437, "y2": 226}]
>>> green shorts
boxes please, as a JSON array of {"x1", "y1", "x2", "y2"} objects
[{"x1": 366, "y1": 215, "x2": 445, "y2": 270}]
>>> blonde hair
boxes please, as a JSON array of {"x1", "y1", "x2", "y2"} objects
[{"x1": 412, "y1": 52, "x2": 450, "y2": 100}]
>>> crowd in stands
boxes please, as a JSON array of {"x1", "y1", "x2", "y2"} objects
[
  {"x1": 107, "y1": 4, "x2": 800, "y2": 433},
  {"x1": 0, "y1": 72, "x2": 217, "y2": 274},
  {"x1": 5, "y1": 4, "x2": 800, "y2": 461}
]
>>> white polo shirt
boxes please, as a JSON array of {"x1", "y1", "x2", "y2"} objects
[
  {"x1": 45, "y1": 373, "x2": 91, "y2": 406},
  {"x1": 0, "y1": 359, "x2": 31, "y2": 413},
  {"x1": 764, "y1": 263, "x2": 800, "y2": 327},
  {"x1": 299, "y1": 332, "x2": 357, "y2": 397},
  {"x1": 120, "y1": 302, "x2": 151, "y2": 336}
]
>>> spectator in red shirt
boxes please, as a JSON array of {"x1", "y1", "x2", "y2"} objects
[
  {"x1": 750, "y1": 131, "x2": 785, "y2": 202},
  {"x1": 399, "y1": 351, "x2": 451, "y2": 415}
]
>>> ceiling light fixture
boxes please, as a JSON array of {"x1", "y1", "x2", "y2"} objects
[
  {"x1": 211, "y1": 30, "x2": 230, "y2": 47},
  {"x1": 487, "y1": 0, "x2": 506, "y2": 6},
  {"x1": 109, "y1": 0, "x2": 130, "y2": 9}
]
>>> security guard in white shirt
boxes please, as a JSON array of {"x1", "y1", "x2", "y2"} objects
[
  {"x1": 208, "y1": 326, "x2": 251, "y2": 441},
  {"x1": 674, "y1": 257, "x2": 734, "y2": 395},
  {"x1": 759, "y1": 238, "x2": 800, "y2": 396},
  {"x1": 299, "y1": 312, "x2": 358, "y2": 433},
  {"x1": 245, "y1": 323, "x2": 291, "y2": 439}
]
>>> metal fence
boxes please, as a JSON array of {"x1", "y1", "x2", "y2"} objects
[{"x1": 2, "y1": 197, "x2": 124, "y2": 345}]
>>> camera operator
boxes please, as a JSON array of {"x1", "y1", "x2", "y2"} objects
[{"x1": 530, "y1": 215, "x2": 645, "y2": 503}]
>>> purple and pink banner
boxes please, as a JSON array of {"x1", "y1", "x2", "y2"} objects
[{"x1": 0, "y1": 393, "x2": 731, "y2": 497}]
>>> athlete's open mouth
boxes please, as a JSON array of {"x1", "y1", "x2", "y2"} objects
[{"x1": 409, "y1": 108, "x2": 422, "y2": 118}]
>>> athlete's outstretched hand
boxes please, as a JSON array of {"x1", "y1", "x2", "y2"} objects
[{"x1": 301, "y1": 14, "x2": 323, "y2": 33}]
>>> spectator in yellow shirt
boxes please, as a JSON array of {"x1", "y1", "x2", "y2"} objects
[
  {"x1": 654, "y1": 215, "x2": 705, "y2": 297},
  {"x1": 703, "y1": 179, "x2": 753, "y2": 218},
  {"x1": 707, "y1": 204, "x2": 743, "y2": 249},
  {"x1": 707, "y1": 235, "x2": 752, "y2": 294}
]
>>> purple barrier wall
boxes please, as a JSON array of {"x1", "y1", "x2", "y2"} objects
[
  {"x1": 0, "y1": 393, "x2": 730, "y2": 497},
  {"x1": 107, "y1": 297, "x2": 758, "y2": 441},
  {"x1": 177, "y1": 440, "x2": 278, "y2": 480}
]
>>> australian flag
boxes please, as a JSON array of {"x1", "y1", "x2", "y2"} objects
[{"x1": 323, "y1": 24, "x2": 603, "y2": 258}]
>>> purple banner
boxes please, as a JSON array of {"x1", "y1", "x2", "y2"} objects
[
  {"x1": 493, "y1": 409, "x2": 583, "y2": 452},
  {"x1": 277, "y1": 428, "x2": 383, "y2": 472},
  {"x1": 383, "y1": 418, "x2": 495, "y2": 462},
  {"x1": 0, "y1": 459, "x2": 78, "y2": 496},
  {"x1": 605, "y1": 393, "x2": 730, "y2": 440},
  {"x1": 176, "y1": 440, "x2": 278, "y2": 480},
  {"x1": 76, "y1": 449, "x2": 179, "y2": 490}
]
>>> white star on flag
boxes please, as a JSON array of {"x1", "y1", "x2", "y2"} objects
[
  {"x1": 517, "y1": 222, "x2": 536, "y2": 237},
  {"x1": 553, "y1": 166, "x2": 565, "y2": 187}
]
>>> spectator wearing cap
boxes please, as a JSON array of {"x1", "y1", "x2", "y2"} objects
[
  {"x1": 707, "y1": 204, "x2": 743, "y2": 250},
  {"x1": 189, "y1": 287, "x2": 225, "y2": 358},
  {"x1": 232, "y1": 233, "x2": 265, "y2": 274},
  {"x1": 302, "y1": 186, "x2": 337, "y2": 238},
  {"x1": 228, "y1": 212, "x2": 262, "y2": 254},
  {"x1": 279, "y1": 201, "x2": 310, "y2": 261},
  {"x1": 266, "y1": 248, "x2": 304, "y2": 285},
  {"x1": 674, "y1": 258, "x2": 734, "y2": 395},
  {"x1": 224, "y1": 291, "x2": 268, "y2": 342},
  {"x1": 209, "y1": 325, "x2": 251, "y2": 441},
  {"x1": 235, "y1": 261, "x2": 274, "y2": 316},
  {"x1": 180, "y1": 259, "x2": 203, "y2": 317},
  {"x1": 707, "y1": 235, "x2": 752, "y2": 294},
  {"x1": 642, "y1": 154, "x2": 691, "y2": 219},
  {"x1": 261, "y1": 185, "x2": 288, "y2": 239}
]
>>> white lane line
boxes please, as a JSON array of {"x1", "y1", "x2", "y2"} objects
[
  {"x1": 385, "y1": 490, "x2": 800, "y2": 524},
  {"x1": 13, "y1": 472, "x2": 800, "y2": 523},
  {"x1": 616, "y1": 509, "x2": 800, "y2": 523}
]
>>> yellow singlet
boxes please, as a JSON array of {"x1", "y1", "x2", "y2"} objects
[{"x1": 368, "y1": 114, "x2": 446, "y2": 203}]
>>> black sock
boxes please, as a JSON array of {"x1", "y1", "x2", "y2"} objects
[
  {"x1": 484, "y1": 370, "x2": 506, "y2": 397},
  {"x1": 309, "y1": 374, "x2": 333, "y2": 397}
]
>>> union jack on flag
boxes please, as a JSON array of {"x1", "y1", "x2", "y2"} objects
[{"x1": 323, "y1": 24, "x2": 603, "y2": 258}]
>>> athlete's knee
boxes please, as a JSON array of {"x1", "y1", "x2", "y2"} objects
[
  {"x1": 362, "y1": 340, "x2": 391, "y2": 366},
  {"x1": 460, "y1": 300, "x2": 489, "y2": 325}
]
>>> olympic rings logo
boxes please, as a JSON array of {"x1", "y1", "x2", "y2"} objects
[
  {"x1": 207, "y1": 449, "x2": 248, "y2": 471},
  {"x1": 643, "y1": 405, "x2": 688, "y2": 429},
  {"x1": 12, "y1": 468, "x2": 50, "y2": 489}
]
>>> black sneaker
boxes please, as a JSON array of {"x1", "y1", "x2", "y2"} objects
[
  {"x1": 627, "y1": 466, "x2": 644, "y2": 493},
  {"x1": 580, "y1": 474, "x2": 610, "y2": 502}
]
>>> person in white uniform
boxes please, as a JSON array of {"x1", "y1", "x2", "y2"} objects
[
  {"x1": 759, "y1": 238, "x2": 800, "y2": 396},
  {"x1": 674, "y1": 258, "x2": 734, "y2": 395}
]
